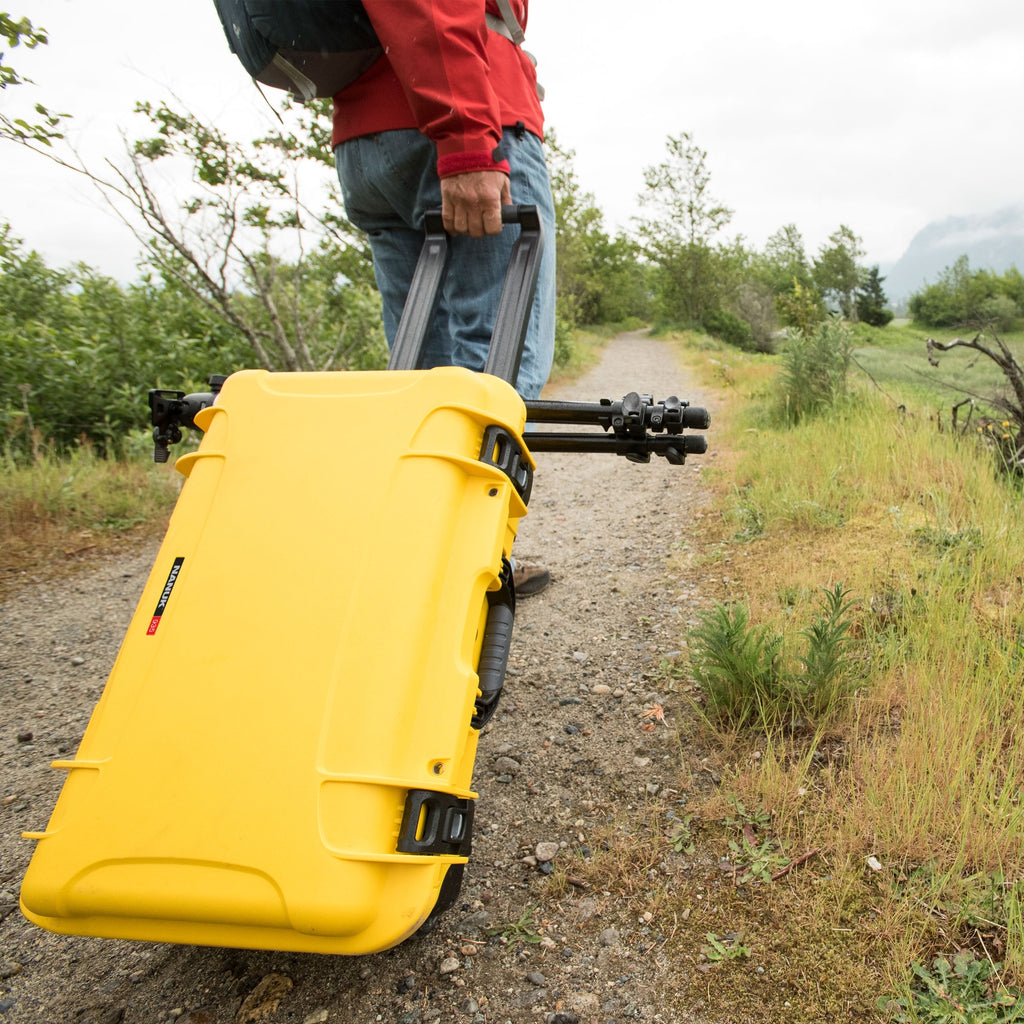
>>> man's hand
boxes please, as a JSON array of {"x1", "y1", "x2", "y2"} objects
[{"x1": 441, "y1": 170, "x2": 512, "y2": 238}]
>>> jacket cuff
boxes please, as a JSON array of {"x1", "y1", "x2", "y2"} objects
[{"x1": 437, "y1": 150, "x2": 511, "y2": 178}]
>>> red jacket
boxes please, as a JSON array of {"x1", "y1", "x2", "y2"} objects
[{"x1": 331, "y1": 0, "x2": 544, "y2": 179}]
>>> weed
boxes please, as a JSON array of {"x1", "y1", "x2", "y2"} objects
[
  {"x1": 688, "y1": 584, "x2": 859, "y2": 732},
  {"x1": 726, "y1": 835, "x2": 791, "y2": 884},
  {"x1": 702, "y1": 930, "x2": 752, "y2": 963},
  {"x1": 667, "y1": 813, "x2": 696, "y2": 855},
  {"x1": 878, "y1": 951, "x2": 1024, "y2": 1023},
  {"x1": 688, "y1": 601, "x2": 787, "y2": 731},
  {"x1": 795, "y1": 583, "x2": 859, "y2": 719},
  {"x1": 487, "y1": 908, "x2": 544, "y2": 945}
]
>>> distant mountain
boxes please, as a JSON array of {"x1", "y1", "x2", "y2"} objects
[{"x1": 881, "y1": 205, "x2": 1024, "y2": 303}]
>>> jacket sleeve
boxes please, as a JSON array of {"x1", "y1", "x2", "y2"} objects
[{"x1": 361, "y1": 0, "x2": 511, "y2": 177}]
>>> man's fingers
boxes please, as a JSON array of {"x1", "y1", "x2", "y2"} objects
[{"x1": 441, "y1": 171, "x2": 510, "y2": 238}]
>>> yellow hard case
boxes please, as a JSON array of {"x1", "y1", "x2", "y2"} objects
[{"x1": 20, "y1": 365, "x2": 531, "y2": 954}]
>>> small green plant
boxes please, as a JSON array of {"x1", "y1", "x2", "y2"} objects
[
  {"x1": 487, "y1": 908, "x2": 544, "y2": 945},
  {"x1": 795, "y1": 583, "x2": 858, "y2": 718},
  {"x1": 726, "y1": 835, "x2": 790, "y2": 885},
  {"x1": 879, "y1": 952, "x2": 1024, "y2": 1023},
  {"x1": 668, "y1": 814, "x2": 696, "y2": 854},
  {"x1": 702, "y1": 930, "x2": 752, "y2": 963},
  {"x1": 688, "y1": 584, "x2": 859, "y2": 731},
  {"x1": 724, "y1": 798, "x2": 772, "y2": 832},
  {"x1": 688, "y1": 602, "x2": 786, "y2": 731}
]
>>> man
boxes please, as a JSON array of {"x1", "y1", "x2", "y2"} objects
[{"x1": 332, "y1": 0, "x2": 554, "y2": 595}]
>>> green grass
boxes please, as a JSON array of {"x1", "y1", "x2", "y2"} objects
[{"x1": 849, "y1": 321, "x2": 1024, "y2": 421}]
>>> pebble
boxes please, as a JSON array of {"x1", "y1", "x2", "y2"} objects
[
  {"x1": 591, "y1": 684, "x2": 611, "y2": 694},
  {"x1": 525, "y1": 971, "x2": 546, "y2": 986},
  {"x1": 599, "y1": 927, "x2": 620, "y2": 946},
  {"x1": 70, "y1": 656, "x2": 85, "y2": 666},
  {"x1": 16, "y1": 731, "x2": 33, "y2": 744},
  {"x1": 438, "y1": 957, "x2": 461, "y2": 975},
  {"x1": 572, "y1": 651, "x2": 588, "y2": 663},
  {"x1": 302, "y1": 1013, "x2": 329, "y2": 1024},
  {"x1": 534, "y1": 841, "x2": 559, "y2": 863},
  {"x1": 494, "y1": 756, "x2": 520, "y2": 776}
]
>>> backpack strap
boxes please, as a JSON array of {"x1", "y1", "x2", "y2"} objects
[
  {"x1": 488, "y1": 0, "x2": 526, "y2": 45},
  {"x1": 485, "y1": 0, "x2": 545, "y2": 99}
]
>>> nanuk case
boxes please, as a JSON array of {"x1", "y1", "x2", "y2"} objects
[{"x1": 20, "y1": 209, "x2": 542, "y2": 954}]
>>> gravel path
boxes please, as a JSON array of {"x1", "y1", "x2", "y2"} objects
[{"x1": 1, "y1": 331, "x2": 716, "y2": 1024}]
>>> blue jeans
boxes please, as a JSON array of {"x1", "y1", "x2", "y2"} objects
[{"x1": 334, "y1": 128, "x2": 555, "y2": 399}]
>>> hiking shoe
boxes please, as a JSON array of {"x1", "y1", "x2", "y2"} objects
[{"x1": 513, "y1": 561, "x2": 550, "y2": 597}]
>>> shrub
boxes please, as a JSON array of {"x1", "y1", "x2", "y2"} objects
[
  {"x1": 776, "y1": 314, "x2": 853, "y2": 424},
  {"x1": 702, "y1": 308, "x2": 753, "y2": 351}
]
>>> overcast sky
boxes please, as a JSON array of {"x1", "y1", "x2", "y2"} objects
[{"x1": 3, "y1": 0, "x2": 1023, "y2": 281}]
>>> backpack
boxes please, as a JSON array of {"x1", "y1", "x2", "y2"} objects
[{"x1": 213, "y1": 0, "x2": 533, "y2": 103}]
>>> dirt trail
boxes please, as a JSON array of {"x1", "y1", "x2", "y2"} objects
[{"x1": 1, "y1": 331, "x2": 716, "y2": 1024}]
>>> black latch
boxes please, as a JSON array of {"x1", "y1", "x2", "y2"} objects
[
  {"x1": 397, "y1": 790, "x2": 475, "y2": 857},
  {"x1": 479, "y1": 424, "x2": 533, "y2": 503}
]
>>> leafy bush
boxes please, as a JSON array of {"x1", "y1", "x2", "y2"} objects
[
  {"x1": 909, "y1": 256, "x2": 1023, "y2": 329},
  {"x1": 776, "y1": 314, "x2": 853, "y2": 424},
  {"x1": 774, "y1": 277, "x2": 826, "y2": 335},
  {"x1": 702, "y1": 308, "x2": 753, "y2": 351}
]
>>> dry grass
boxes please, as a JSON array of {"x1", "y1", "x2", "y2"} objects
[{"x1": 0, "y1": 446, "x2": 179, "y2": 596}]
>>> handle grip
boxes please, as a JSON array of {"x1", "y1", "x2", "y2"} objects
[{"x1": 387, "y1": 206, "x2": 544, "y2": 388}]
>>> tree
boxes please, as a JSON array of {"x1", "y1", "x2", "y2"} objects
[
  {"x1": 0, "y1": 13, "x2": 64, "y2": 143},
  {"x1": 546, "y1": 133, "x2": 647, "y2": 330},
  {"x1": 813, "y1": 225, "x2": 865, "y2": 321},
  {"x1": 636, "y1": 131, "x2": 733, "y2": 324},
  {"x1": 855, "y1": 266, "x2": 894, "y2": 327},
  {"x1": 13, "y1": 97, "x2": 384, "y2": 374},
  {"x1": 760, "y1": 223, "x2": 814, "y2": 294},
  {"x1": 909, "y1": 256, "x2": 1021, "y2": 331}
]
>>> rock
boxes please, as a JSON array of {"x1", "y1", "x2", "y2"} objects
[
  {"x1": 494, "y1": 756, "x2": 521, "y2": 775},
  {"x1": 591, "y1": 684, "x2": 612, "y2": 694},
  {"x1": 235, "y1": 974, "x2": 293, "y2": 1024},
  {"x1": 438, "y1": 957, "x2": 461, "y2": 975},
  {"x1": 70, "y1": 656, "x2": 85, "y2": 666},
  {"x1": 459, "y1": 909, "x2": 492, "y2": 937},
  {"x1": 534, "y1": 841, "x2": 559, "y2": 863},
  {"x1": 545, "y1": 1013, "x2": 580, "y2": 1024},
  {"x1": 525, "y1": 971, "x2": 546, "y2": 986},
  {"x1": 16, "y1": 731, "x2": 32, "y2": 744},
  {"x1": 572, "y1": 651, "x2": 588, "y2": 663},
  {"x1": 599, "y1": 927, "x2": 620, "y2": 946},
  {"x1": 302, "y1": 1014, "x2": 329, "y2": 1024}
]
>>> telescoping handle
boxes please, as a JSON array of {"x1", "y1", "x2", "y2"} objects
[{"x1": 387, "y1": 205, "x2": 544, "y2": 388}]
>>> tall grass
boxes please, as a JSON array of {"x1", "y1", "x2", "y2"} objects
[{"x1": 1, "y1": 441, "x2": 180, "y2": 586}]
